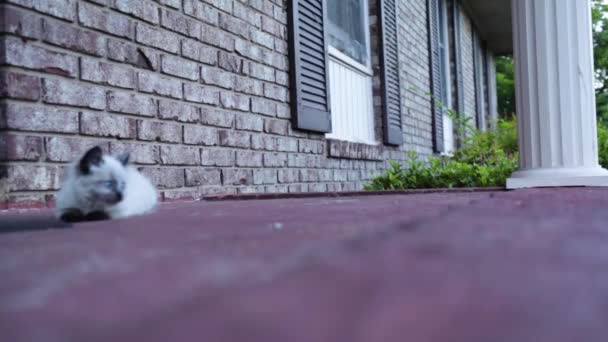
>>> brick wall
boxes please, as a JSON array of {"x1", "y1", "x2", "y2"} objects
[
  {"x1": 0, "y1": 0, "x2": 483, "y2": 209},
  {"x1": 459, "y1": 7, "x2": 477, "y2": 127}
]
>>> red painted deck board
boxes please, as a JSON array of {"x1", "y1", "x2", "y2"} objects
[{"x1": 2, "y1": 188, "x2": 608, "y2": 341}]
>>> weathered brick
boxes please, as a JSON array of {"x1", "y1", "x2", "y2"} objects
[
  {"x1": 289, "y1": 184, "x2": 307, "y2": 193},
  {"x1": 183, "y1": 84, "x2": 220, "y2": 105},
  {"x1": 201, "y1": 24, "x2": 235, "y2": 51},
  {"x1": 288, "y1": 154, "x2": 321, "y2": 168},
  {"x1": 276, "y1": 137, "x2": 298, "y2": 152},
  {"x1": 201, "y1": 149, "x2": 234, "y2": 166},
  {"x1": 250, "y1": 30, "x2": 274, "y2": 50},
  {"x1": 251, "y1": 135, "x2": 276, "y2": 151},
  {"x1": 156, "y1": 0, "x2": 181, "y2": 9},
  {"x1": 0, "y1": 103, "x2": 79, "y2": 133},
  {"x1": 263, "y1": 153, "x2": 287, "y2": 167},
  {"x1": 163, "y1": 188, "x2": 200, "y2": 202},
  {"x1": 265, "y1": 185, "x2": 289, "y2": 193},
  {"x1": 308, "y1": 183, "x2": 328, "y2": 192},
  {"x1": 81, "y1": 112, "x2": 136, "y2": 138},
  {"x1": 299, "y1": 140, "x2": 325, "y2": 154},
  {"x1": 160, "y1": 9, "x2": 201, "y2": 39},
  {"x1": 159, "y1": 100, "x2": 199, "y2": 123},
  {"x1": 235, "y1": 39, "x2": 262, "y2": 61},
  {"x1": 276, "y1": 70, "x2": 289, "y2": 86},
  {"x1": 114, "y1": 0, "x2": 159, "y2": 24},
  {"x1": 333, "y1": 170, "x2": 348, "y2": 182},
  {"x1": 79, "y1": 2, "x2": 133, "y2": 39},
  {"x1": 110, "y1": 142, "x2": 160, "y2": 165},
  {"x1": 160, "y1": 145, "x2": 200, "y2": 165},
  {"x1": 273, "y1": 5, "x2": 288, "y2": 24},
  {"x1": 0, "y1": 71, "x2": 40, "y2": 101},
  {"x1": 7, "y1": 165, "x2": 62, "y2": 191},
  {"x1": 183, "y1": 125, "x2": 218, "y2": 146},
  {"x1": 249, "y1": 62, "x2": 275, "y2": 82},
  {"x1": 219, "y1": 13, "x2": 249, "y2": 39},
  {"x1": 236, "y1": 151, "x2": 263, "y2": 167},
  {"x1": 185, "y1": 168, "x2": 221, "y2": 186},
  {"x1": 236, "y1": 114, "x2": 264, "y2": 132},
  {"x1": 277, "y1": 103, "x2": 290, "y2": 119},
  {"x1": 209, "y1": 0, "x2": 232, "y2": 12},
  {"x1": 108, "y1": 91, "x2": 157, "y2": 117},
  {"x1": 183, "y1": 0, "x2": 218, "y2": 25},
  {"x1": 262, "y1": 16, "x2": 284, "y2": 38},
  {"x1": 264, "y1": 83, "x2": 288, "y2": 101},
  {"x1": 222, "y1": 169, "x2": 253, "y2": 185},
  {"x1": 2, "y1": 37, "x2": 78, "y2": 78},
  {"x1": 251, "y1": 98, "x2": 277, "y2": 116},
  {"x1": 108, "y1": 39, "x2": 159, "y2": 71},
  {"x1": 139, "y1": 167, "x2": 184, "y2": 188},
  {"x1": 81, "y1": 58, "x2": 135, "y2": 89},
  {"x1": 318, "y1": 169, "x2": 333, "y2": 182},
  {"x1": 136, "y1": 23, "x2": 180, "y2": 54},
  {"x1": 347, "y1": 170, "x2": 361, "y2": 181},
  {"x1": 0, "y1": 6, "x2": 41, "y2": 39},
  {"x1": 5, "y1": 0, "x2": 75, "y2": 21},
  {"x1": 201, "y1": 66, "x2": 235, "y2": 89},
  {"x1": 137, "y1": 121, "x2": 182, "y2": 143},
  {"x1": 41, "y1": 18, "x2": 105, "y2": 56},
  {"x1": 45, "y1": 137, "x2": 110, "y2": 162},
  {"x1": 300, "y1": 169, "x2": 320, "y2": 182},
  {"x1": 138, "y1": 72, "x2": 182, "y2": 99},
  {"x1": 233, "y1": 2, "x2": 262, "y2": 28},
  {"x1": 274, "y1": 38, "x2": 288, "y2": 54},
  {"x1": 0, "y1": 135, "x2": 42, "y2": 161},
  {"x1": 278, "y1": 169, "x2": 299, "y2": 183},
  {"x1": 182, "y1": 40, "x2": 218, "y2": 65},
  {"x1": 42, "y1": 79, "x2": 105, "y2": 110},
  {"x1": 253, "y1": 169, "x2": 277, "y2": 185},
  {"x1": 220, "y1": 92, "x2": 250, "y2": 111},
  {"x1": 200, "y1": 108, "x2": 234, "y2": 128},
  {"x1": 249, "y1": 0, "x2": 274, "y2": 15},
  {"x1": 236, "y1": 186, "x2": 266, "y2": 194},
  {"x1": 264, "y1": 118, "x2": 289, "y2": 135},
  {"x1": 234, "y1": 76, "x2": 264, "y2": 96},
  {"x1": 219, "y1": 131, "x2": 250, "y2": 148},
  {"x1": 218, "y1": 51, "x2": 244, "y2": 74},
  {"x1": 161, "y1": 55, "x2": 199, "y2": 81}
]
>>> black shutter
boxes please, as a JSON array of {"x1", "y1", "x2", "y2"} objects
[
  {"x1": 287, "y1": 0, "x2": 331, "y2": 133},
  {"x1": 472, "y1": 30, "x2": 485, "y2": 130},
  {"x1": 452, "y1": 0, "x2": 465, "y2": 117},
  {"x1": 427, "y1": 0, "x2": 444, "y2": 153},
  {"x1": 378, "y1": 0, "x2": 403, "y2": 146}
]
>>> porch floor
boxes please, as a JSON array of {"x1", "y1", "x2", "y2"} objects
[{"x1": 2, "y1": 188, "x2": 608, "y2": 341}]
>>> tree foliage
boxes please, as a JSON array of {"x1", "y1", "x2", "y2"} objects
[
  {"x1": 593, "y1": 0, "x2": 608, "y2": 123},
  {"x1": 495, "y1": 56, "x2": 515, "y2": 118}
]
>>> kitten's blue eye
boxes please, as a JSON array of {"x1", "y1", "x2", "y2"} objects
[{"x1": 102, "y1": 180, "x2": 115, "y2": 188}]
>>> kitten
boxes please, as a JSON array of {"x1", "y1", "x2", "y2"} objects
[{"x1": 55, "y1": 146, "x2": 158, "y2": 222}]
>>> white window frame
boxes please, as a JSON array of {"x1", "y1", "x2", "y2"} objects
[
  {"x1": 438, "y1": 0, "x2": 454, "y2": 154},
  {"x1": 326, "y1": 0, "x2": 376, "y2": 145}
]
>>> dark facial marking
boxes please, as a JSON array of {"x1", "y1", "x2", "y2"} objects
[
  {"x1": 116, "y1": 152, "x2": 130, "y2": 166},
  {"x1": 79, "y1": 146, "x2": 104, "y2": 175}
]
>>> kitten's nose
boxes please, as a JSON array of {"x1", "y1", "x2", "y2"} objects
[{"x1": 116, "y1": 192, "x2": 123, "y2": 202}]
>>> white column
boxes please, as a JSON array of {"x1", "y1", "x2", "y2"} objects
[{"x1": 507, "y1": 0, "x2": 608, "y2": 189}]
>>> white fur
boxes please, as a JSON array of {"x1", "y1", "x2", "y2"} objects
[{"x1": 55, "y1": 155, "x2": 158, "y2": 220}]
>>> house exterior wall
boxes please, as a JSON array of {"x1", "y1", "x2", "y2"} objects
[
  {"x1": 459, "y1": 7, "x2": 477, "y2": 128},
  {"x1": 0, "y1": 0, "x2": 495, "y2": 208}
]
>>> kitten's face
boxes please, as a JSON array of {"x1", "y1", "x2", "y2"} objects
[{"x1": 75, "y1": 147, "x2": 130, "y2": 208}]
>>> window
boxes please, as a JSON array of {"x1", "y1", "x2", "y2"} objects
[
  {"x1": 438, "y1": 0, "x2": 454, "y2": 153},
  {"x1": 325, "y1": 0, "x2": 376, "y2": 145}
]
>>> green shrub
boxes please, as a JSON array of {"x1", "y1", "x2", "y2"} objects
[{"x1": 599, "y1": 121, "x2": 608, "y2": 169}]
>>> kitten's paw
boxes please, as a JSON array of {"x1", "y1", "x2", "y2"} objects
[
  {"x1": 85, "y1": 211, "x2": 111, "y2": 221},
  {"x1": 59, "y1": 209, "x2": 86, "y2": 223}
]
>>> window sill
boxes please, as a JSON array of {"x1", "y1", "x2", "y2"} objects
[{"x1": 327, "y1": 139, "x2": 384, "y2": 161}]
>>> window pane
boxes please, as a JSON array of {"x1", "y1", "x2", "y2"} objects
[{"x1": 328, "y1": 0, "x2": 369, "y2": 66}]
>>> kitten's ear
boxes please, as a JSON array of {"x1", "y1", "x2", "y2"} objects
[
  {"x1": 79, "y1": 146, "x2": 103, "y2": 174},
  {"x1": 116, "y1": 152, "x2": 130, "y2": 166}
]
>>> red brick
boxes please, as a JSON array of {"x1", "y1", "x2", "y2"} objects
[
  {"x1": 160, "y1": 145, "x2": 200, "y2": 165},
  {"x1": 185, "y1": 168, "x2": 221, "y2": 186},
  {"x1": 41, "y1": 18, "x2": 105, "y2": 56},
  {"x1": 138, "y1": 167, "x2": 184, "y2": 188},
  {"x1": 137, "y1": 121, "x2": 182, "y2": 143},
  {"x1": 138, "y1": 71, "x2": 183, "y2": 99},
  {"x1": 7, "y1": 164, "x2": 62, "y2": 191},
  {"x1": 42, "y1": 79, "x2": 106, "y2": 110},
  {"x1": 0, "y1": 135, "x2": 42, "y2": 161},
  {"x1": 78, "y1": 2, "x2": 133, "y2": 39},
  {"x1": 5, "y1": 0, "x2": 76, "y2": 21},
  {"x1": 5, "y1": 194, "x2": 49, "y2": 210},
  {"x1": 108, "y1": 91, "x2": 157, "y2": 117},
  {"x1": 136, "y1": 23, "x2": 180, "y2": 54},
  {"x1": 2, "y1": 37, "x2": 78, "y2": 78},
  {"x1": 81, "y1": 58, "x2": 136, "y2": 89},
  {"x1": 0, "y1": 103, "x2": 79, "y2": 133},
  {"x1": 80, "y1": 112, "x2": 136, "y2": 139},
  {"x1": 0, "y1": 6, "x2": 42, "y2": 39},
  {"x1": 110, "y1": 142, "x2": 160, "y2": 165},
  {"x1": 113, "y1": 0, "x2": 159, "y2": 24},
  {"x1": 159, "y1": 100, "x2": 200, "y2": 123},
  {"x1": 45, "y1": 137, "x2": 110, "y2": 162},
  {"x1": 0, "y1": 71, "x2": 40, "y2": 101},
  {"x1": 183, "y1": 126, "x2": 219, "y2": 146}
]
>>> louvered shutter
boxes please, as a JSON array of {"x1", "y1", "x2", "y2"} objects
[
  {"x1": 287, "y1": 0, "x2": 331, "y2": 133},
  {"x1": 452, "y1": 1, "x2": 465, "y2": 117},
  {"x1": 378, "y1": 0, "x2": 403, "y2": 146},
  {"x1": 473, "y1": 30, "x2": 486, "y2": 130},
  {"x1": 427, "y1": 0, "x2": 444, "y2": 153}
]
